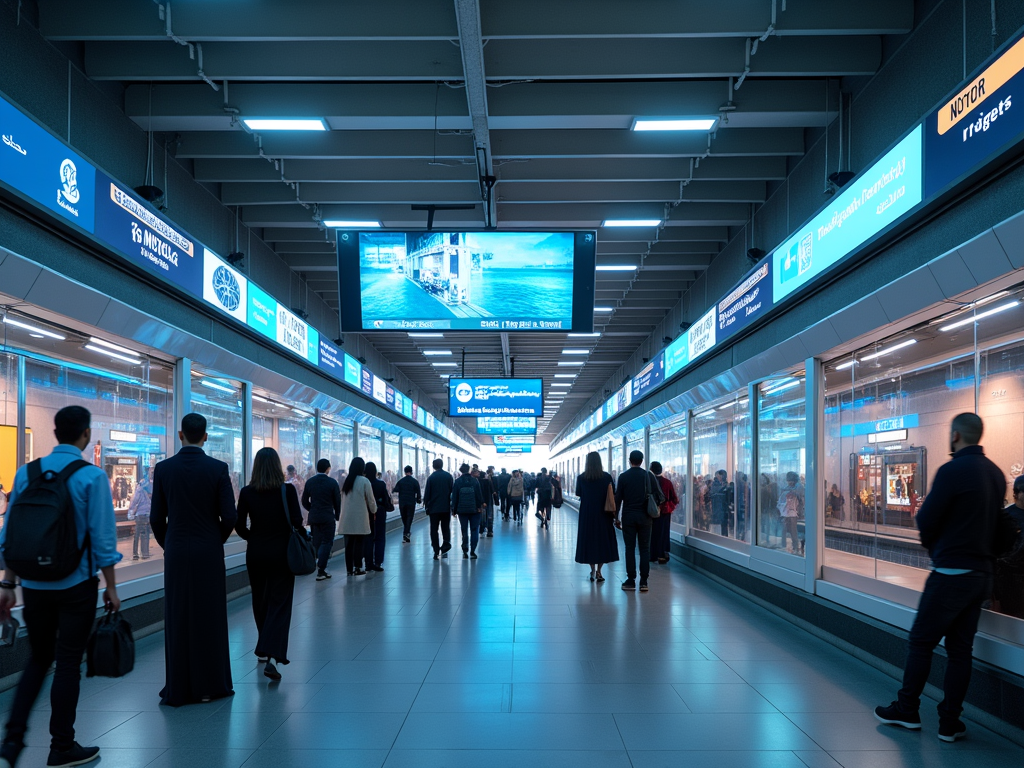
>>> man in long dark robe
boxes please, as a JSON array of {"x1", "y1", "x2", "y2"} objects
[{"x1": 151, "y1": 412, "x2": 237, "y2": 707}]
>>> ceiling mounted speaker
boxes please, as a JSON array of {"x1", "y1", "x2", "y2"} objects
[
  {"x1": 746, "y1": 247, "x2": 765, "y2": 264},
  {"x1": 134, "y1": 185, "x2": 164, "y2": 202},
  {"x1": 828, "y1": 171, "x2": 856, "y2": 188}
]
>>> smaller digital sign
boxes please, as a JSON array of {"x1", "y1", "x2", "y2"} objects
[
  {"x1": 476, "y1": 416, "x2": 537, "y2": 435},
  {"x1": 497, "y1": 445, "x2": 532, "y2": 453},
  {"x1": 449, "y1": 378, "x2": 543, "y2": 417},
  {"x1": 718, "y1": 261, "x2": 773, "y2": 342},
  {"x1": 631, "y1": 353, "x2": 664, "y2": 400},
  {"x1": 492, "y1": 434, "x2": 535, "y2": 445}
]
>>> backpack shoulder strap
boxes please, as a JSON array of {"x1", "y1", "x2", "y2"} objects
[
  {"x1": 26, "y1": 459, "x2": 43, "y2": 484},
  {"x1": 57, "y1": 459, "x2": 92, "y2": 483}
]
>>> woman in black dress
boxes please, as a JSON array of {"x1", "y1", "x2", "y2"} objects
[
  {"x1": 574, "y1": 451, "x2": 619, "y2": 582},
  {"x1": 236, "y1": 447, "x2": 304, "y2": 681},
  {"x1": 363, "y1": 462, "x2": 391, "y2": 572}
]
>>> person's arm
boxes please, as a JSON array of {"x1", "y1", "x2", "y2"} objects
[
  {"x1": 451, "y1": 479, "x2": 458, "y2": 514},
  {"x1": 614, "y1": 474, "x2": 625, "y2": 510},
  {"x1": 915, "y1": 465, "x2": 950, "y2": 551},
  {"x1": 301, "y1": 480, "x2": 313, "y2": 512},
  {"x1": 364, "y1": 478, "x2": 377, "y2": 514},
  {"x1": 475, "y1": 478, "x2": 484, "y2": 510},
  {"x1": 423, "y1": 476, "x2": 434, "y2": 508},
  {"x1": 333, "y1": 481, "x2": 342, "y2": 521},
  {"x1": 86, "y1": 471, "x2": 122, "y2": 609},
  {"x1": 415, "y1": 479, "x2": 422, "y2": 505},
  {"x1": 217, "y1": 464, "x2": 238, "y2": 542},
  {"x1": 150, "y1": 466, "x2": 168, "y2": 548},
  {"x1": 286, "y1": 484, "x2": 304, "y2": 529},
  {"x1": 234, "y1": 490, "x2": 251, "y2": 540}
]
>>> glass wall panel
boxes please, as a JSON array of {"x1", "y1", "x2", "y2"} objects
[
  {"x1": 611, "y1": 441, "x2": 623, "y2": 483},
  {"x1": 251, "y1": 395, "x2": 315, "y2": 492},
  {"x1": 190, "y1": 372, "x2": 245, "y2": 501},
  {"x1": 757, "y1": 374, "x2": 806, "y2": 554},
  {"x1": 0, "y1": 353, "x2": 18, "y2": 507},
  {"x1": 320, "y1": 416, "x2": 354, "y2": 486},
  {"x1": 690, "y1": 391, "x2": 751, "y2": 543},
  {"x1": 650, "y1": 416, "x2": 687, "y2": 536},
  {"x1": 626, "y1": 429, "x2": 644, "y2": 463},
  {"x1": 385, "y1": 434, "x2": 400, "y2": 490},
  {"x1": 359, "y1": 425, "x2": 382, "y2": 468}
]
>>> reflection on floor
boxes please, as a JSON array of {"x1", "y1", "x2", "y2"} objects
[{"x1": 3, "y1": 507, "x2": 1023, "y2": 768}]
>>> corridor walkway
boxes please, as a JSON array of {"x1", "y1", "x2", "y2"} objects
[{"x1": 4, "y1": 511, "x2": 1024, "y2": 768}]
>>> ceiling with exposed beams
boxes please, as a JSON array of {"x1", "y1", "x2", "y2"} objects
[{"x1": 37, "y1": 0, "x2": 914, "y2": 446}]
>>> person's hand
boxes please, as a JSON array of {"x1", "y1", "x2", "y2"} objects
[
  {"x1": 103, "y1": 585, "x2": 121, "y2": 613},
  {"x1": 0, "y1": 587, "x2": 16, "y2": 621}
]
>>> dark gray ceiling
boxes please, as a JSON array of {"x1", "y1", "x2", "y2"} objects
[{"x1": 37, "y1": 0, "x2": 914, "y2": 444}]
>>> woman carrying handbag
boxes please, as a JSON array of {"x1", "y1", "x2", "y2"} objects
[
  {"x1": 574, "y1": 451, "x2": 619, "y2": 583},
  {"x1": 236, "y1": 447, "x2": 305, "y2": 681}
]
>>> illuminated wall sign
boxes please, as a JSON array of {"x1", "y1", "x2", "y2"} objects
[
  {"x1": 477, "y1": 416, "x2": 537, "y2": 435},
  {"x1": 840, "y1": 413, "x2": 920, "y2": 437},
  {"x1": 926, "y1": 33, "x2": 1024, "y2": 196},
  {"x1": 774, "y1": 126, "x2": 924, "y2": 304},
  {"x1": 868, "y1": 429, "x2": 908, "y2": 444},
  {"x1": 109, "y1": 430, "x2": 137, "y2": 443},
  {"x1": 385, "y1": 385, "x2": 396, "y2": 410},
  {"x1": 342, "y1": 353, "x2": 361, "y2": 388},
  {"x1": 688, "y1": 307, "x2": 718, "y2": 363},
  {"x1": 248, "y1": 283, "x2": 277, "y2": 340},
  {"x1": 372, "y1": 375, "x2": 387, "y2": 404},
  {"x1": 631, "y1": 353, "x2": 664, "y2": 400},
  {"x1": 0, "y1": 93, "x2": 96, "y2": 231},
  {"x1": 203, "y1": 249, "x2": 248, "y2": 322},
  {"x1": 718, "y1": 261, "x2": 773, "y2": 341},
  {"x1": 493, "y1": 434, "x2": 535, "y2": 445},
  {"x1": 664, "y1": 333, "x2": 690, "y2": 379},
  {"x1": 449, "y1": 378, "x2": 544, "y2": 417},
  {"x1": 497, "y1": 445, "x2": 531, "y2": 453}
]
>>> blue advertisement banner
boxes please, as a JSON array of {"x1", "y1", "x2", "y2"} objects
[
  {"x1": 449, "y1": 378, "x2": 543, "y2": 417},
  {"x1": 361, "y1": 368, "x2": 373, "y2": 397},
  {"x1": 477, "y1": 416, "x2": 537, "y2": 434},
  {"x1": 248, "y1": 283, "x2": 278, "y2": 341},
  {"x1": 493, "y1": 434, "x2": 535, "y2": 445},
  {"x1": 632, "y1": 353, "x2": 664, "y2": 400},
  {"x1": 317, "y1": 338, "x2": 343, "y2": 377},
  {"x1": 403, "y1": 397, "x2": 413, "y2": 420},
  {"x1": 840, "y1": 413, "x2": 920, "y2": 437},
  {"x1": 718, "y1": 261, "x2": 773, "y2": 342},
  {"x1": 0, "y1": 94, "x2": 96, "y2": 232},
  {"x1": 343, "y1": 353, "x2": 362, "y2": 388},
  {"x1": 497, "y1": 445, "x2": 531, "y2": 453},
  {"x1": 664, "y1": 333, "x2": 690, "y2": 380},
  {"x1": 385, "y1": 385, "x2": 396, "y2": 410}
]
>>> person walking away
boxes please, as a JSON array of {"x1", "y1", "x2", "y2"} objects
[
  {"x1": 535, "y1": 468, "x2": 553, "y2": 528},
  {"x1": 452, "y1": 464, "x2": 484, "y2": 559},
  {"x1": 395, "y1": 466, "x2": 422, "y2": 544},
  {"x1": 236, "y1": 448, "x2": 304, "y2": 681},
  {"x1": 423, "y1": 458, "x2": 454, "y2": 559},
  {"x1": 301, "y1": 458, "x2": 341, "y2": 580},
  {"x1": 993, "y1": 476, "x2": 1024, "y2": 619},
  {"x1": 508, "y1": 470, "x2": 525, "y2": 523},
  {"x1": 710, "y1": 470, "x2": 732, "y2": 538},
  {"x1": 574, "y1": 451, "x2": 619, "y2": 583},
  {"x1": 127, "y1": 467, "x2": 154, "y2": 560},
  {"x1": 0, "y1": 406, "x2": 121, "y2": 768},
  {"x1": 827, "y1": 483, "x2": 846, "y2": 523},
  {"x1": 649, "y1": 462, "x2": 679, "y2": 564},
  {"x1": 364, "y1": 462, "x2": 390, "y2": 571},
  {"x1": 284, "y1": 465, "x2": 304, "y2": 519},
  {"x1": 875, "y1": 413, "x2": 1013, "y2": 742},
  {"x1": 614, "y1": 450, "x2": 664, "y2": 593},
  {"x1": 150, "y1": 413, "x2": 237, "y2": 707},
  {"x1": 777, "y1": 472, "x2": 804, "y2": 554},
  {"x1": 478, "y1": 468, "x2": 496, "y2": 538},
  {"x1": 495, "y1": 468, "x2": 511, "y2": 520},
  {"x1": 339, "y1": 457, "x2": 375, "y2": 575}
]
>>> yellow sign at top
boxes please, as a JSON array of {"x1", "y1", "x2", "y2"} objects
[{"x1": 939, "y1": 36, "x2": 1024, "y2": 136}]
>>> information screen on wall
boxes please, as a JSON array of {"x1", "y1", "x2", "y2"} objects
[
  {"x1": 449, "y1": 378, "x2": 543, "y2": 417},
  {"x1": 476, "y1": 416, "x2": 537, "y2": 435},
  {"x1": 493, "y1": 434, "x2": 536, "y2": 446},
  {"x1": 338, "y1": 230, "x2": 596, "y2": 332}
]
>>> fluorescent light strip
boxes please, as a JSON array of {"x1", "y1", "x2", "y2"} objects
[
  {"x1": 422, "y1": 350, "x2": 452, "y2": 356},
  {"x1": 557, "y1": 361, "x2": 585, "y2": 366},
  {"x1": 252, "y1": 394, "x2": 275, "y2": 405},
  {"x1": 938, "y1": 300, "x2": 1020, "y2": 332},
  {"x1": 860, "y1": 338, "x2": 918, "y2": 360},
  {"x1": 594, "y1": 306, "x2": 614, "y2": 312},
  {"x1": 408, "y1": 332, "x2": 444, "y2": 338},
  {"x1": 432, "y1": 362, "x2": 458, "y2": 367},
  {"x1": 550, "y1": 383, "x2": 571, "y2": 388},
  {"x1": 596, "y1": 265, "x2": 637, "y2": 271},
  {"x1": 200, "y1": 379, "x2": 236, "y2": 394},
  {"x1": 762, "y1": 379, "x2": 802, "y2": 396},
  {"x1": 84, "y1": 344, "x2": 142, "y2": 365},
  {"x1": 835, "y1": 360, "x2": 858, "y2": 371},
  {"x1": 632, "y1": 118, "x2": 717, "y2": 131},
  {"x1": 88, "y1": 337, "x2": 139, "y2": 357},
  {"x1": 242, "y1": 118, "x2": 327, "y2": 131},
  {"x1": 2, "y1": 316, "x2": 65, "y2": 340},
  {"x1": 561, "y1": 349, "x2": 589, "y2": 355},
  {"x1": 554, "y1": 374, "x2": 577, "y2": 378},
  {"x1": 602, "y1": 220, "x2": 661, "y2": 228},
  {"x1": 322, "y1": 220, "x2": 381, "y2": 228},
  {"x1": 568, "y1": 333, "x2": 600, "y2": 337}
]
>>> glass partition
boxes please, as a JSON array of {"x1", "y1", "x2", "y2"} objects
[
  {"x1": 190, "y1": 372, "x2": 245, "y2": 501},
  {"x1": 251, "y1": 394, "x2": 315, "y2": 491},
  {"x1": 690, "y1": 391, "x2": 752, "y2": 543},
  {"x1": 611, "y1": 441, "x2": 623, "y2": 483},
  {"x1": 757, "y1": 373, "x2": 807, "y2": 555},
  {"x1": 359, "y1": 425, "x2": 381, "y2": 468},
  {"x1": 650, "y1": 416, "x2": 687, "y2": 536},
  {"x1": 320, "y1": 416, "x2": 354, "y2": 485},
  {"x1": 385, "y1": 434, "x2": 400, "y2": 492}
]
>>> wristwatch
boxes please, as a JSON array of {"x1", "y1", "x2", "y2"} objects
[{"x1": 0, "y1": 581, "x2": 17, "y2": 590}]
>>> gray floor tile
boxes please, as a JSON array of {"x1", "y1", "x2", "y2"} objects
[
  {"x1": 259, "y1": 712, "x2": 407, "y2": 750},
  {"x1": 671, "y1": 683, "x2": 778, "y2": 713},
  {"x1": 383, "y1": 749, "x2": 633, "y2": 767},
  {"x1": 301, "y1": 683, "x2": 421, "y2": 712},
  {"x1": 613, "y1": 712, "x2": 821, "y2": 751},
  {"x1": 625, "y1": 751, "x2": 814, "y2": 768},
  {"x1": 144, "y1": 748, "x2": 255, "y2": 768},
  {"x1": 510, "y1": 683, "x2": 690, "y2": 713},
  {"x1": 393, "y1": 712, "x2": 626, "y2": 750},
  {"x1": 410, "y1": 683, "x2": 508, "y2": 712},
  {"x1": 241, "y1": 749, "x2": 389, "y2": 768}
]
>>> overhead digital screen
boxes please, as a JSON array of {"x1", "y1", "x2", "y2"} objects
[
  {"x1": 449, "y1": 378, "x2": 543, "y2": 417},
  {"x1": 497, "y1": 445, "x2": 532, "y2": 453},
  {"x1": 338, "y1": 230, "x2": 596, "y2": 332},
  {"x1": 476, "y1": 416, "x2": 537, "y2": 435},
  {"x1": 493, "y1": 434, "x2": 536, "y2": 445}
]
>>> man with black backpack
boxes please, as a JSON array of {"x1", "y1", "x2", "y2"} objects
[
  {"x1": 0, "y1": 405, "x2": 121, "y2": 768},
  {"x1": 451, "y1": 464, "x2": 484, "y2": 559}
]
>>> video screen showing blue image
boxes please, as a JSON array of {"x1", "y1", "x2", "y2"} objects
[{"x1": 338, "y1": 230, "x2": 596, "y2": 332}]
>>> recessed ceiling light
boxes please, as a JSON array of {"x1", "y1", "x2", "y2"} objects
[
  {"x1": 860, "y1": 338, "x2": 917, "y2": 360},
  {"x1": 422, "y1": 350, "x2": 452, "y2": 356},
  {"x1": 632, "y1": 117, "x2": 718, "y2": 131},
  {"x1": 561, "y1": 349, "x2": 589, "y2": 355},
  {"x1": 596, "y1": 265, "x2": 638, "y2": 271},
  {"x1": 594, "y1": 306, "x2": 614, "y2": 312},
  {"x1": 242, "y1": 118, "x2": 328, "y2": 131},
  {"x1": 200, "y1": 379, "x2": 235, "y2": 394},
  {"x1": 408, "y1": 332, "x2": 443, "y2": 338},
  {"x1": 554, "y1": 374, "x2": 576, "y2": 378},
  {"x1": 432, "y1": 362, "x2": 458, "y2": 367},
  {"x1": 2, "y1": 316, "x2": 65, "y2": 340},
  {"x1": 558, "y1": 361, "x2": 585, "y2": 366},
  {"x1": 322, "y1": 220, "x2": 381, "y2": 228},
  {"x1": 551, "y1": 383, "x2": 571, "y2": 387},
  {"x1": 602, "y1": 220, "x2": 661, "y2": 228},
  {"x1": 938, "y1": 301, "x2": 1020, "y2": 332},
  {"x1": 568, "y1": 333, "x2": 600, "y2": 337}
]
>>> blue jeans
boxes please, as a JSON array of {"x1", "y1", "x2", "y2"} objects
[{"x1": 459, "y1": 512, "x2": 482, "y2": 553}]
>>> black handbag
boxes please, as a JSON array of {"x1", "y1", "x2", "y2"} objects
[
  {"x1": 282, "y1": 486, "x2": 317, "y2": 576},
  {"x1": 645, "y1": 470, "x2": 661, "y2": 519},
  {"x1": 86, "y1": 610, "x2": 135, "y2": 678}
]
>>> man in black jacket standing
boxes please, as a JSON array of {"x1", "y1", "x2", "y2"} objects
[
  {"x1": 495, "y1": 468, "x2": 511, "y2": 520},
  {"x1": 423, "y1": 458, "x2": 454, "y2": 560},
  {"x1": 535, "y1": 468, "x2": 553, "y2": 528},
  {"x1": 395, "y1": 466, "x2": 422, "y2": 544},
  {"x1": 614, "y1": 450, "x2": 664, "y2": 593},
  {"x1": 302, "y1": 459, "x2": 341, "y2": 580},
  {"x1": 875, "y1": 413, "x2": 1007, "y2": 742}
]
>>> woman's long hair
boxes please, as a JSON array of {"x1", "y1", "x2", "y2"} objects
[
  {"x1": 250, "y1": 447, "x2": 285, "y2": 492},
  {"x1": 582, "y1": 451, "x2": 604, "y2": 482},
  {"x1": 342, "y1": 457, "x2": 365, "y2": 495},
  {"x1": 364, "y1": 461, "x2": 378, "y2": 479}
]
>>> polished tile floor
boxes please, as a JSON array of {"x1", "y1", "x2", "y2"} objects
[{"x1": 3, "y1": 509, "x2": 1024, "y2": 767}]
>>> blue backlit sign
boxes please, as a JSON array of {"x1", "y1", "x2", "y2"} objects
[
  {"x1": 497, "y1": 445, "x2": 532, "y2": 453},
  {"x1": 493, "y1": 434, "x2": 535, "y2": 445},
  {"x1": 317, "y1": 338, "x2": 344, "y2": 377},
  {"x1": 477, "y1": 416, "x2": 537, "y2": 435},
  {"x1": 718, "y1": 261, "x2": 773, "y2": 342},
  {"x1": 248, "y1": 283, "x2": 278, "y2": 341},
  {"x1": 449, "y1": 378, "x2": 543, "y2": 417},
  {"x1": 632, "y1": 353, "x2": 664, "y2": 401},
  {"x1": 841, "y1": 413, "x2": 920, "y2": 437}
]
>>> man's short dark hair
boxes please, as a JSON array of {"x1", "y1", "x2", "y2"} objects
[
  {"x1": 180, "y1": 412, "x2": 207, "y2": 444},
  {"x1": 316, "y1": 459, "x2": 331, "y2": 473},
  {"x1": 432, "y1": 458, "x2": 443, "y2": 470},
  {"x1": 286, "y1": 465, "x2": 296, "y2": 474},
  {"x1": 460, "y1": 463, "x2": 470, "y2": 474},
  {"x1": 1014, "y1": 476, "x2": 1024, "y2": 494},
  {"x1": 629, "y1": 450, "x2": 644, "y2": 466},
  {"x1": 54, "y1": 405, "x2": 91, "y2": 444},
  {"x1": 541, "y1": 467, "x2": 548, "y2": 474},
  {"x1": 952, "y1": 412, "x2": 983, "y2": 445},
  {"x1": 650, "y1": 461, "x2": 663, "y2": 474},
  {"x1": 404, "y1": 465, "x2": 413, "y2": 474},
  {"x1": 786, "y1": 471, "x2": 799, "y2": 484}
]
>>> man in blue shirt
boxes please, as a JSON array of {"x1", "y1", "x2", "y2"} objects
[{"x1": 0, "y1": 406, "x2": 121, "y2": 768}]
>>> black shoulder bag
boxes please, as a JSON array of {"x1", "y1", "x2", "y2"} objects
[
  {"x1": 282, "y1": 486, "x2": 317, "y2": 576},
  {"x1": 645, "y1": 470, "x2": 661, "y2": 519}
]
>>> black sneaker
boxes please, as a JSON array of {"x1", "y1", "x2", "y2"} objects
[
  {"x1": 316, "y1": 570, "x2": 331, "y2": 581},
  {"x1": 938, "y1": 720, "x2": 967, "y2": 742},
  {"x1": 403, "y1": 536, "x2": 410, "y2": 543},
  {"x1": 0, "y1": 740, "x2": 23, "y2": 768},
  {"x1": 487, "y1": 532, "x2": 493, "y2": 537},
  {"x1": 433, "y1": 552, "x2": 439, "y2": 560},
  {"x1": 441, "y1": 542, "x2": 452, "y2": 554},
  {"x1": 470, "y1": 551, "x2": 478, "y2": 559},
  {"x1": 874, "y1": 702, "x2": 921, "y2": 730},
  {"x1": 46, "y1": 742, "x2": 100, "y2": 767},
  {"x1": 639, "y1": 582, "x2": 649, "y2": 592},
  {"x1": 621, "y1": 578, "x2": 636, "y2": 591},
  {"x1": 441, "y1": 552, "x2": 448, "y2": 559},
  {"x1": 463, "y1": 551, "x2": 469, "y2": 559}
]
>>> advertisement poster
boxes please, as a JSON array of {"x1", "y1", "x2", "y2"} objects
[
  {"x1": 687, "y1": 307, "x2": 718, "y2": 363},
  {"x1": 885, "y1": 463, "x2": 918, "y2": 507},
  {"x1": 385, "y1": 385, "x2": 396, "y2": 410},
  {"x1": 372, "y1": 375, "x2": 387, "y2": 404},
  {"x1": 632, "y1": 353, "x2": 665, "y2": 400},
  {"x1": 477, "y1": 416, "x2": 537, "y2": 435},
  {"x1": 343, "y1": 353, "x2": 362, "y2": 389},
  {"x1": 248, "y1": 283, "x2": 277, "y2": 341},
  {"x1": 275, "y1": 305, "x2": 309, "y2": 360},
  {"x1": 718, "y1": 261, "x2": 772, "y2": 342},
  {"x1": 203, "y1": 249, "x2": 248, "y2": 322},
  {"x1": 317, "y1": 338, "x2": 344, "y2": 377},
  {"x1": 664, "y1": 333, "x2": 690, "y2": 380},
  {"x1": 448, "y1": 378, "x2": 544, "y2": 417},
  {"x1": 493, "y1": 434, "x2": 535, "y2": 445},
  {"x1": 361, "y1": 368, "x2": 373, "y2": 397}
]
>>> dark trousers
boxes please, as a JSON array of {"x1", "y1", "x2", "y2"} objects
[
  {"x1": 499, "y1": 492, "x2": 509, "y2": 517},
  {"x1": 310, "y1": 522, "x2": 335, "y2": 572},
  {"x1": 510, "y1": 499, "x2": 523, "y2": 520},
  {"x1": 622, "y1": 519, "x2": 653, "y2": 582},
  {"x1": 344, "y1": 534, "x2": 365, "y2": 572},
  {"x1": 537, "y1": 491, "x2": 552, "y2": 520},
  {"x1": 247, "y1": 558, "x2": 295, "y2": 664},
  {"x1": 429, "y1": 513, "x2": 452, "y2": 554},
  {"x1": 650, "y1": 513, "x2": 672, "y2": 560},
  {"x1": 481, "y1": 504, "x2": 494, "y2": 533},
  {"x1": 363, "y1": 509, "x2": 387, "y2": 566},
  {"x1": 400, "y1": 504, "x2": 416, "y2": 538},
  {"x1": 132, "y1": 516, "x2": 151, "y2": 558},
  {"x1": 897, "y1": 570, "x2": 991, "y2": 724},
  {"x1": 459, "y1": 512, "x2": 482, "y2": 553},
  {"x1": 5, "y1": 578, "x2": 98, "y2": 751}
]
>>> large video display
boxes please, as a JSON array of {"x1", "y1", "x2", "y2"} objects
[
  {"x1": 338, "y1": 230, "x2": 596, "y2": 332},
  {"x1": 449, "y1": 379, "x2": 543, "y2": 417}
]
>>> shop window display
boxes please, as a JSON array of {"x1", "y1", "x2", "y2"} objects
[
  {"x1": 757, "y1": 374, "x2": 807, "y2": 555},
  {"x1": 251, "y1": 395, "x2": 315, "y2": 496},
  {"x1": 650, "y1": 417, "x2": 687, "y2": 538},
  {"x1": 690, "y1": 392, "x2": 752, "y2": 544}
]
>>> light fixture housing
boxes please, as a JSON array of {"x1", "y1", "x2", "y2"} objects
[
  {"x1": 431, "y1": 362, "x2": 458, "y2": 367},
  {"x1": 860, "y1": 338, "x2": 917, "y2": 361},
  {"x1": 408, "y1": 332, "x2": 444, "y2": 338},
  {"x1": 631, "y1": 117, "x2": 719, "y2": 132},
  {"x1": 2, "y1": 316, "x2": 66, "y2": 340},
  {"x1": 593, "y1": 306, "x2": 614, "y2": 312},
  {"x1": 83, "y1": 344, "x2": 143, "y2": 365},
  {"x1": 323, "y1": 220, "x2": 381, "y2": 228},
  {"x1": 602, "y1": 219, "x2": 661, "y2": 228},
  {"x1": 568, "y1": 332, "x2": 600, "y2": 337},
  {"x1": 557, "y1": 361, "x2": 586, "y2": 366},
  {"x1": 242, "y1": 118, "x2": 328, "y2": 131},
  {"x1": 554, "y1": 374, "x2": 576, "y2": 378}
]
